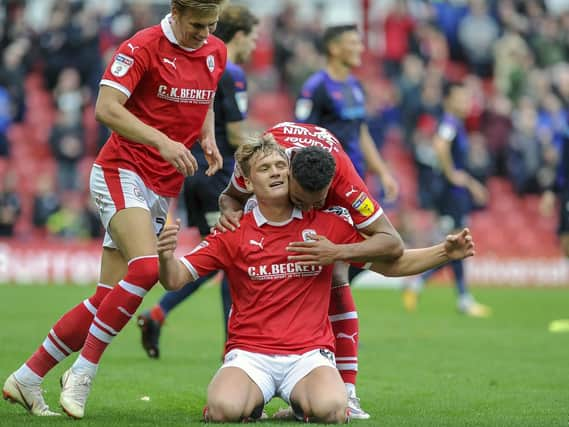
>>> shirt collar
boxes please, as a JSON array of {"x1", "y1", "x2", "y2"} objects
[
  {"x1": 160, "y1": 13, "x2": 208, "y2": 52},
  {"x1": 253, "y1": 206, "x2": 303, "y2": 227}
]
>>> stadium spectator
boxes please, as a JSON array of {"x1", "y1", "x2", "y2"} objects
[
  {"x1": 481, "y1": 93, "x2": 513, "y2": 176},
  {"x1": 49, "y1": 111, "x2": 86, "y2": 191},
  {"x1": 381, "y1": 0, "x2": 415, "y2": 78},
  {"x1": 0, "y1": 169, "x2": 21, "y2": 237},
  {"x1": 45, "y1": 191, "x2": 94, "y2": 239},
  {"x1": 137, "y1": 3, "x2": 259, "y2": 360},
  {"x1": 457, "y1": 0, "x2": 500, "y2": 77},
  {"x1": 3, "y1": 0, "x2": 226, "y2": 418},
  {"x1": 540, "y1": 123, "x2": 569, "y2": 257},
  {"x1": 32, "y1": 174, "x2": 61, "y2": 230},
  {"x1": 507, "y1": 98, "x2": 548, "y2": 194},
  {"x1": 0, "y1": 86, "x2": 11, "y2": 158},
  {"x1": 159, "y1": 137, "x2": 476, "y2": 423},
  {"x1": 403, "y1": 81, "x2": 491, "y2": 317}
]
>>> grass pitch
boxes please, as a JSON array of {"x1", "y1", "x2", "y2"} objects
[{"x1": 0, "y1": 284, "x2": 567, "y2": 426}]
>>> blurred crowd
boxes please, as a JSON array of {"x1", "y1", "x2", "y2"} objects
[{"x1": 1, "y1": 0, "x2": 569, "y2": 240}]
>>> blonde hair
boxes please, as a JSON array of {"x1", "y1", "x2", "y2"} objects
[
  {"x1": 235, "y1": 134, "x2": 288, "y2": 178},
  {"x1": 171, "y1": 0, "x2": 226, "y2": 17}
]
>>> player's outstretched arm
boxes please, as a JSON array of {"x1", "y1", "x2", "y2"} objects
[
  {"x1": 370, "y1": 228, "x2": 475, "y2": 277},
  {"x1": 157, "y1": 219, "x2": 193, "y2": 290},
  {"x1": 286, "y1": 214, "x2": 405, "y2": 264}
]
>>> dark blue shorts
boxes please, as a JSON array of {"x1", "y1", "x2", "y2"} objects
[
  {"x1": 436, "y1": 188, "x2": 471, "y2": 231},
  {"x1": 183, "y1": 168, "x2": 232, "y2": 236}
]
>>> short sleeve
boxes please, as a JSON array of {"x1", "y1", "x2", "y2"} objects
[
  {"x1": 100, "y1": 36, "x2": 151, "y2": 98},
  {"x1": 180, "y1": 231, "x2": 231, "y2": 279},
  {"x1": 295, "y1": 78, "x2": 327, "y2": 124},
  {"x1": 328, "y1": 151, "x2": 383, "y2": 229}
]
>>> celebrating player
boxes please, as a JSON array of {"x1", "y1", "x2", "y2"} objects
[
  {"x1": 158, "y1": 137, "x2": 475, "y2": 423},
  {"x1": 3, "y1": 0, "x2": 226, "y2": 418},
  {"x1": 217, "y1": 121, "x2": 399, "y2": 418},
  {"x1": 137, "y1": 3, "x2": 259, "y2": 360}
]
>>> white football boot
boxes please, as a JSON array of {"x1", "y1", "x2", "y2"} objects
[
  {"x1": 347, "y1": 394, "x2": 370, "y2": 420},
  {"x1": 59, "y1": 368, "x2": 93, "y2": 419},
  {"x1": 3, "y1": 373, "x2": 60, "y2": 416}
]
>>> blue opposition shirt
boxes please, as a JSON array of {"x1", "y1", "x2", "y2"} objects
[
  {"x1": 295, "y1": 70, "x2": 367, "y2": 177},
  {"x1": 437, "y1": 112, "x2": 469, "y2": 197}
]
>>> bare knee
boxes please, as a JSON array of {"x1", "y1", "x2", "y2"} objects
[
  {"x1": 206, "y1": 398, "x2": 245, "y2": 423},
  {"x1": 310, "y1": 396, "x2": 348, "y2": 424}
]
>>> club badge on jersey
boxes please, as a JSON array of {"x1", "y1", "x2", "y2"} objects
[
  {"x1": 301, "y1": 229, "x2": 317, "y2": 242},
  {"x1": 111, "y1": 54, "x2": 134, "y2": 77},
  {"x1": 207, "y1": 55, "x2": 215, "y2": 73}
]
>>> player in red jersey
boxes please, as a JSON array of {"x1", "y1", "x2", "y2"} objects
[
  {"x1": 3, "y1": 0, "x2": 226, "y2": 419},
  {"x1": 217, "y1": 121, "x2": 402, "y2": 417},
  {"x1": 158, "y1": 137, "x2": 474, "y2": 423}
]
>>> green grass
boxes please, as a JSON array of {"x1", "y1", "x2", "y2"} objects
[{"x1": 0, "y1": 285, "x2": 567, "y2": 426}]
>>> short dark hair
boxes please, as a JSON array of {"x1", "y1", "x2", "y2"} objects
[
  {"x1": 214, "y1": 4, "x2": 259, "y2": 43},
  {"x1": 291, "y1": 147, "x2": 336, "y2": 192},
  {"x1": 321, "y1": 24, "x2": 358, "y2": 56},
  {"x1": 442, "y1": 80, "x2": 464, "y2": 100}
]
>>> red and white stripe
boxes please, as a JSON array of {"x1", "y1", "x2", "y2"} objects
[
  {"x1": 335, "y1": 356, "x2": 358, "y2": 372},
  {"x1": 42, "y1": 329, "x2": 73, "y2": 362}
]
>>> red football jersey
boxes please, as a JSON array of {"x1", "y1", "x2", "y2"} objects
[
  {"x1": 96, "y1": 15, "x2": 227, "y2": 197},
  {"x1": 180, "y1": 206, "x2": 364, "y2": 355},
  {"x1": 231, "y1": 122, "x2": 383, "y2": 229}
]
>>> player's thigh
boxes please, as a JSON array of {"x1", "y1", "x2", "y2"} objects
[
  {"x1": 108, "y1": 207, "x2": 157, "y2": 260},
  {"x1": 289, "y1": 365, "x2": 347, "y2": 420},
  {"x1": 99, "y1": 247, "x2": 128, "y2": 285},
  {"x1": 207, "y1": 367, "x2": 264, "y2": 416},
  {"x1": 332, "y1": 261, "x2": 350, "y2": 287},
  {"x1": 90, "y1": 165, "x2": 168, "y2": 260},
  {"x1": 282, "y1": 349, "x2": 340, "y2": 405}
]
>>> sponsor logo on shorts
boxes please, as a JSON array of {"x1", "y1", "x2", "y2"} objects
[
  {"x1": 133, "y1": 186, "x2": 145, "y2": 202},
  {"x1": 352, "y1": 192, "x2": 375, "y2": 217},
  {"x1": 320, "y1": 349, "x2": 335, "y2": 363},
  {"x1": 224, "y1": 352, "x2": 237, "y2": 363}
]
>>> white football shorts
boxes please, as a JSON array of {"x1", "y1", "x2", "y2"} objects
[
  {"x1": 219, "y1": 348, "x2": 336, "y2": 404},
  {"x1": 90, "y1": 164, "x2": 171, "y2": 248}
]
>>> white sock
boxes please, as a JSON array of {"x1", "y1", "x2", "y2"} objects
[
  {"x1": 71, "y1": 355, "x2": 98, "y2": 377},
  {"x1": 345, "y1": 382, "x2": 356, "y2": 398},
  {"x1": 14, "y1": 364, "x2": 42, "y2": 386}
]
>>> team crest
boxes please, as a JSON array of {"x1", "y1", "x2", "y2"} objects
[
  {"x1": 133, "y1": 186, "x2": 145, "y2": 202},
  {"x1": 110, "y1": 53, "x2": 134, "y2": 77},
  {"x1": 206, "y1": 55, "x2": 215, "y2": 72},
  {"x1": 352, "y1": 192, "x2": 375, "y2": 217},
  {"x1": 301, "y1": 229, "x2": 317, "y2": 242}
]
